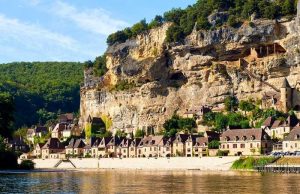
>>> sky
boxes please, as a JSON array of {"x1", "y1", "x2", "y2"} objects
[{"x1": 0, "y1": 0, "x2": 196, "y2": 63}]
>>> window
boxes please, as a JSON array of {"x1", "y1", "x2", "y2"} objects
[
  {"x1": 295, "y1": 143, "x2": 297, "y2": 148},
  {"x1": 250, "y1": 143, "x2": 253, "y2": 148},
  {"x1": 187, "y1": 148, "x2": 191, "y2": 152},
  {"x1": 286, "y1": 143, "x2": 288, "y2": 148},
  {"x1": 150, "y1": 147, "x2": 152, "y2": 151},
  {"x1": 222, "y1": 145, "x2": 225, "y2": 149},
  {"x1": 227, "y1": 145, "x2": 229, "y2": 149},
  {"x1": 154, "y1": 147, "x2": 157, "y2": 151},
  {"x1": 233, "y1": 144, "x2": 237, "y2": 148},
  {"x1": 166, "y1": 147, "x2": 170, "y2": 151},
  {"x1": 130, "y1": 148, "x2": 134, "y2": 151},
  {"x1": 240, "y1": 144, "x2": 245, "y2": 148}
]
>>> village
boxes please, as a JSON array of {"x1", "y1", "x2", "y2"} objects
[{"x1": 5, "y1": 77, "x2": 298, "y2": 162}]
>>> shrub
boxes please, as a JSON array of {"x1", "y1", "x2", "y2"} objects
[
  {"x1": 19, "y1": 160, "x2": 35, "y2": 170},
  {"x1": 217, "y1": 150, "x2": 229, "y2": 156}
]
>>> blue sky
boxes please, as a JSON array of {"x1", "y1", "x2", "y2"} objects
[{"x1": 0, "y1": 0, "x2": 195, "y2": 63}]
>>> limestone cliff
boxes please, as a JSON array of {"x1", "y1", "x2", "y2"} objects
[{"x1": 80, "y1": 17, "x2": 300, "y2": 134}]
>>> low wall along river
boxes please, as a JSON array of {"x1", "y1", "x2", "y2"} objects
[{"x1": 33, "y1": 157, "x2": 240, "y2": 170}]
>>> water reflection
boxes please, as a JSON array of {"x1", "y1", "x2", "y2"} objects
[{"x1": 0, "y1": 170, "x2": 300, "y2": 194}]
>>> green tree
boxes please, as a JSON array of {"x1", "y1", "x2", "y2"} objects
[
  {"x1": 135, "y1": 129, "x2": 145, "y2": 138},
  {"x1": 148, "y1": 15, "x2": 164, "y2": 29},
  {"x1": 224, "y1": 96, "x2": 239, "y2": 112},
  {"x1": 115, "y1": 129, "x2": 127, "y2": 138},
  {"x1": 208, "y1": 140, "x2": 220, "y2": 149},
  {"x1": 239, "y1": 100, "x2": 255, "y2": 114},
  {"x1": 282, "y1": 0, "x2": 295, "y2": 15},
  {"x1": 166, "y1": 24, "x2": 185, "y2": 43},
  {"x1": 0, "y1": 92, "x2": 14, "y2": 137},
  {"x1": 93, "y1": 55, "x2": 108, "y2": 77},
  {"x1": 131, "y1": 19, "x2": 148, "y2": 36}
]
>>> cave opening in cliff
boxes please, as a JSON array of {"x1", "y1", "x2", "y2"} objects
[{"x1": 170, "y1": 72, "x2": 186, "y2": 81}]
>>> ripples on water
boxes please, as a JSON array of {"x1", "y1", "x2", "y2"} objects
[{"x1": 0, "y1": 170, "x2": 300, "y2": 194}]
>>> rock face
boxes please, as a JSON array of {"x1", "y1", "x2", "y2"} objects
[{"x1": 80, "y1": 15, "x2": 300, "y2": 134}]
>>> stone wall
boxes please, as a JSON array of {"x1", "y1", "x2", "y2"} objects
[{"x1": 33, "y1": 157, "x2": 239, "y2": 171}]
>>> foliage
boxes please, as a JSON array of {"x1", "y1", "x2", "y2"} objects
[
  {"x1": 19, "y1": 160, "x2": 35, "y2": 170},
  {"x1": 93, "y1": 55, "x2": 108, "y2": 77},
  {"x1": 231, "y1": 157, "x2": 275, "y2": 170},
  {"x1": 33, "y1": 132, "x2": 51, "y2": 145},
  {"x1": 13, "y1": 127, "x2": 28, "y2": 139},
  {"x1": 148, "y1": 15, "x2": 164, "y2": 29},
  {"x1": 135, "y1": 129, "x2": 145, "y2": 138},
  {"x1": 101, "y1": 115, "x2": 113, "y2": 130},
  {"x1": 0, "y1": 62, "x2": 84, "y2": 128},
  {"x1": 208, "y1": 140, "x2": 220, "y2": 149},
  {"x1": 112, "y1": 80, "x2": 136, "y2": 91},
  {"x1": 224, "y1": 96, "x2": 239, "y2": 112},
  {"x1": 163, "y1": 114, "x2": 197, "y2": 137},
  {"x1": 239, "y1": 100, "x2": 255, "y2": 113},
  {"x1": 0, "y1": 135, "x2": 18, "y2": 169},
  {"x1": 216, "y1": 150, "x2": 229, "y2": 156},
  {"x1": 107, "y1": 0, "x2": 297, "y2": 45},
  {"x1": 115, "y1": 129, "x2": 127, "y2": 138},
  {"x1": 0, "y1": 92, "x2": 14, "y2": 137},
  {"x1": 203, "y1": 112, "x2": 249, "y2": 132}
]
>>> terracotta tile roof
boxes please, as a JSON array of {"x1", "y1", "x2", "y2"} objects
[
  {"x1": 220, "y1": 128, "x2": 270, "y2": 141},
  {"x1": 129, "y1": 138, "x2": 142, "y2": 147},
  {"x1": 173, "y1": 134, "x2": 189, "y2": 143},
  {"x1": 284, "y1": 127, "x2": 300, "y2": 141},
  {"x1": 205, "y1": 131, "x2": 220, "y2": 140}
]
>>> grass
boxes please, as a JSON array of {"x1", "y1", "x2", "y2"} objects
[
  {"x1": 276, "y1": 157, "x2": 300, "y2": 165},
  {"x1": 231, "y1": 157, "x2": 275, "y2": 170}
]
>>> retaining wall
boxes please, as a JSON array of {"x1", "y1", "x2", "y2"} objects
[{"x1": 33, "y1": 157, "x2": 239, "y2": 170}]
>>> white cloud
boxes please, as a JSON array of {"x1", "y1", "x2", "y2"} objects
[
  {"x1": 0, "y1": 14, "x2": 98, "y2": 62},
  {"x1": 51, "y1": 1, "x2": 129, "y2": 35}
]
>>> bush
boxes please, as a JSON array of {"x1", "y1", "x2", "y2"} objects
[
  {"x1": 19, "y1": 160, "x2": 35, "y2": 170},
  {"x1": 208, "y1": 140, "x2": 220, "y2": 149},
  {"x1": 107, "y1": 0, "x2": 297, "y2": 45},
  {"x1": 217, "y1": 150, "x2": 229, "y2": 156},
  {"x1": 0, "y1": 151, "x2": 18, "y2": 169},
  {"x1": 231, "y1": 157, "x2": 275, "y2": 170}
]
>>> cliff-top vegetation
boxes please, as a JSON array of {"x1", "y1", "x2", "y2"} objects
[{"x1": 107, "y1": 0, "x2": 297, "y2": 45}]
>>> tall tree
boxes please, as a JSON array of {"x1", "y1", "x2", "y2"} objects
[{"x1": 0, "y1": 92, "x2": 14, "y2": 137}]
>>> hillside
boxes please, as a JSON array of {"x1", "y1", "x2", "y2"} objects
[
  {"x1": 0, "y1": 62, "x2": 84, "y2": 128},
  {"x1": 80, "y1": 0, "x2": 300, "y2": 133}
]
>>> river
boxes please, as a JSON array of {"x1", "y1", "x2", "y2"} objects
[{"x1": 0, "y1": 170, "x2": 299, "y2": 193}]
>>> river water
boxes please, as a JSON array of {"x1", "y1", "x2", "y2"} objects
[{"x1": 0, "y1": 170, "x2": 299, "y2": 194}]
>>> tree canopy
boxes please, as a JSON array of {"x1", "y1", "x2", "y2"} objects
[
  {"x1": 0, "y1": 92, "x2": 14, "y2": 137},
  {"x1": 106, "y1": 0, "x2": 298, "y2": 45},
  {"x1": 0, "y1": 62, "x2": 84, "y2": 128}
]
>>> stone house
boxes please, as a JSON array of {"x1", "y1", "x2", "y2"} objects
[
  {"x1": 172, "y1": 134, "x2": 189, "y2": 156},
  {"x1": 66, "y1": 139, "x2": 86, "y2": 157},
  {"x1": 282, "y1": 127, "x2": 300, "y2": 152},
  {"x1": 58, "y1": 113, "x2": 74, "y2": 124},
  {"x1": 106, "y1": 137, "x2": 122, "y2": 158},
  {"x1": 128, "y1": 138, "x2": 142, "y2": 158},
  {"x1": 262, "y1": 115, "x2": 298, "y2": 139},
  {"x1": 8, "y1": 137, "x2": 29, "y2": 153},
  {"x1": 26, "y1": 126, "x2": 48, "y2": 143},
  {"x1": 157, "y1": 137, "x2": 173, "y2": 157},
  {"x1": 51, "y1": 123, "x2": 68, "y2": 139},
  {"x1": 193, "y1": 131, "x2": 220, "y2": 157},
  {"x1": 97, "y1": 137, "x2": 114, "y2": 158},
  {"x1": 41, "y1": 138, "x2": 65, "y2": 159},
  {"x1": 33, "y1": 143, "x2": 45, "y2": 158},
  {"x1": 220, "y1": 128, "x2": 272, "y2": 156},
  {"x1": 137, "y1": 136, "x2": 164, "y2": 157},
  {"x1": 117, "y1": 138, "x2": 132, "y2": 158},
  {"x1": 185, "y1": 135, "x2": 201, "y2": 157},
  {"x1": 261, "y1": 78, "x2": 300, "y2": 114},
  {"x1": 91, "y1": 138, "x2": 102, "y2": 158}
]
